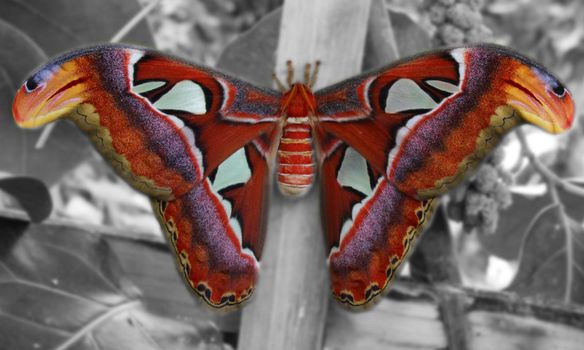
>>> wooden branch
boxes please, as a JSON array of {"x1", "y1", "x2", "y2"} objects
[{"x1": 237, "y1": 1, "x2": 371, "y2": 349}]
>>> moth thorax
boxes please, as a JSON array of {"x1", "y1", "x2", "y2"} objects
[{"x1": 276, "y1": 121, "x2": 315, "y2": 197}]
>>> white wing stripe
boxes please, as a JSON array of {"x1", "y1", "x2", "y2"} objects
[
  {"x1": 337, "y1": 148, "x2": 372, "y2": 196},
  {"x1": 212, "y1": 148, "x2": 251, "y2": 192},
  {"x1": 385, "y1": 78, "x2": 438, "y2": 113},
  {"x1": 154, "y1": 80, "x2": 207, "y2": 114}
]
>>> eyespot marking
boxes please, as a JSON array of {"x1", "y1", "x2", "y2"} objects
[
  {"x1": 532, "y1": 66, "x2": 566, "y2": 98},
  {"x1": 24, "y1": 66, "x2": 57, "y2": 93}
]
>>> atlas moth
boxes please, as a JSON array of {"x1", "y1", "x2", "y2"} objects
[{"x1": 12, "y1": 44, "x2": 574, "y2": 310}]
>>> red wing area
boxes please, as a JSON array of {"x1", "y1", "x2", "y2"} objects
[
  {"x1": 316, "y1": 45, "x2": 573, "y2": 200},
  {"x1": 132, "y1": 53, "x2": 282, "y2": 175},
  {"x1": 319, "y1": 142, "x2": 367, "y2": 249},
  {"x1": 315, "y1": 45, "x2": 575, "y2": 308},
  {"x1": 217, "y1": 138, "x2": 274, "y2": 254},
  {"x1": 329, "y1": 181, "x2": 436, "y2": 307},
  {"x1": 315, "y1": 51, "x2": 460, "y2": 176},
  {"x1": 11, "y1": 45, "x2": 281, "y2": 310},
  {"x1": 11, "y1": 45, "x2": 281, "y2": 201},
  {"x1": 318, "y1": 138, "x2": 436, "y2": 307},
  {"x1": 152, "y1": 136, "x2": 275, "y2": 309}
]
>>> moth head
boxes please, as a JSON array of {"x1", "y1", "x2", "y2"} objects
[
  {"x1": 13, "y1": 58, "x2": 92, "y2": 129},
  {"x1": 504, "y1": 58, "x2": 574, "y2": 134}
]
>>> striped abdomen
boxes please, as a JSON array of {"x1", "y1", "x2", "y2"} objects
[{"x1": 277, "y1": 121, "x2": 315, "y2": 196}]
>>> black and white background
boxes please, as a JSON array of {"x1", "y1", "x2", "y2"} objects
[{"x1": 0, "y1": 0, "x2": 583, "y2": 349}]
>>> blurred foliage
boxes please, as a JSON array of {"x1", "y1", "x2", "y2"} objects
[
  {"x1": 1, "y1": 0, "x2": 583, "y2": 330},
  {"x1": 414, "y1": 0, "x2": 584, "y2": 87},
  {"x1": 52, "y1": 156, "x2": 158, "y2": 233},
  {"x1": 481, "y1": 185, "x2": 584, "y2": 252},
  {"x1": 216, "y1": 9, "x2": 281, "y2": 86},
  {"x1": 214, "y1": 5, "x2": 432, "y2": 85},
  {"x1": 447, "y1": 148, "x2": 513, "y2": 235},
  {"x1": 0, "y1": 218, "x2": 229, "y2": 350},
  {"x1": 0, "y1": 0, "x2": 163, "y2": 237},
  {"x1": 484, "y1": 0, "x2": 584, "y2": 82},
  {"x1": 0, "y1": 0, "x2": 154, "y2": 185},
  {"x1": 483, "y1": 0, "x2": 584, "y2": 182},
  {"x1": 0, "y1": 176, "x2": 52, "y2": 222},
  {"x1": 422, "y1": 0, "x2": 493, "y2": 45},
  {"x1": 409, "y1": 0, "x2": 584, "y2": 305},
  {"x1": 504, "y1": 193, "x2": 584, "y2": 303},
  {"x1": 0, "y1": 1, "x2": 239, "y2": 348},
  {"x1": 143, "y1": 0, "x2": 282, "y2": 64}
]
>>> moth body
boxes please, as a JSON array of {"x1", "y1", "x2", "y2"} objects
[{"x1": 277, "y1": 83, "x2": 317, "y2": 196}]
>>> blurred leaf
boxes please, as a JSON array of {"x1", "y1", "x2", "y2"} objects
[
  {"x1": 0, "y1": 176, "x2": 52, "y2": 222},
  {"x1": 0, "y1": 18, "x2": 46, "y2": 86},
  {"x1": 388, "y1": 10, "x2": 432, "y2": 56},
  {"x1": 485, "y1": 0, "x2": 584, "y2": 82},
  {"x1": 363, "y1": 0, "x2": 400, "y2": 71},
  {"x1": 0, "y1": 0, "x2": 154, "y2": 55},
  {"x1": 0, "y1": 218, "x2": 221, "y2": 350},
  {"x1": 217, "y1": 7, "x2": 432, "y2": 85},
  {"x1": 504, "y1": 208, "x2": 584, "y2": 304},
  {"x1": 0, "y1": 18, "x2": 50, "y2": 177},
  {"x1": 216, "y1": 8, "x2": 280, "y2": 86},
  {"x1": 479, "y1": 188, "x2": 584, "y2": 260},
  {"x1": 364, "y1": 8, "x2": 432, "y2": 71},
  {"x1": 0, "y1": 0, "x2": 154, "y2": 185}
]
